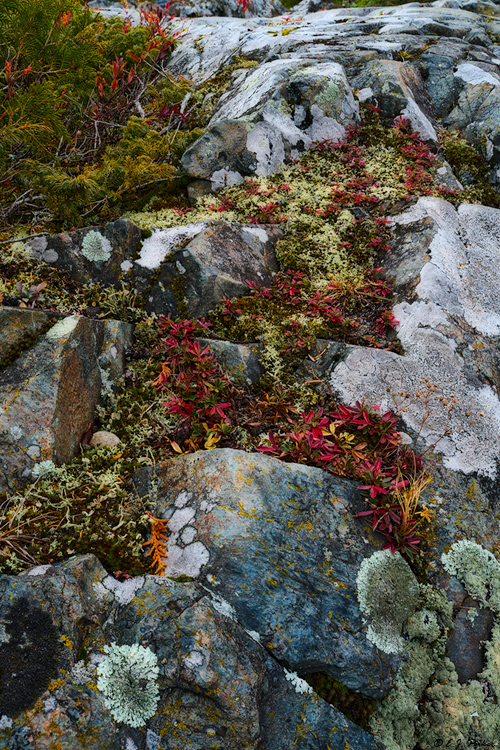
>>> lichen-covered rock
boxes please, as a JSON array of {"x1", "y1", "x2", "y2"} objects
[
  {"x1": 197, "y1": 338, "x2": 263, "y2": 384},
  {"x1": 330, "y1": 197, "x2": 500, "y2": 478},
  {"x1": 0, "y1": 554, "x2": 384, "y2": 749},
  {"x1": 182, "y1": 59, "x2": 360, "y2": 182},
  {"x1": 28, "y1": 219, "x2": 143, "y2": 289},
  {"x1": 98, "y1": 319, "x2": 133, "y2": 393},
  {"x1": 0, "y1": 315, "x2": 106, "y2": 492},
  {"x1": 329, "y1": 196, "x2": 500, "y2": 561},
  {"x1": 143, "y1": 448, "x2": 400, "y2": 697},
  {"x1": 135, "y1": 221, "x2": 281, "y2": 317},
  {"x1": 166, "y1": 0, "x2": 287, "y2": 18}
]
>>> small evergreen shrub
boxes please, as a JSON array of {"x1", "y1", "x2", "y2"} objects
[{"x1": 0, "y1": 0, "x2": 202, "y2": 230}]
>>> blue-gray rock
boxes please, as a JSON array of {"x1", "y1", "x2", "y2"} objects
[
  {"x1": 0, "y1": 554, "x2": 384, "y2": 749},
  {"x1": 148, "y1": 448, "x2": 400, "y2": 697}
]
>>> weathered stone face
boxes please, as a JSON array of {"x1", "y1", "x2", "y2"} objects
[
  {"x1": 0, "y1": 313, "x2": 131, "y2": 493},
  {"x1": 136, "y1": 221, "x2": 281, "y2": 317},
  {"x1": 183, "y1": 58, "x2": 360, "y2": 182},
  {"x1": 146, "y1": 448, "x2": 400, "y2": 697},
  {"x1": 0, "y1": 553, "x2": 384, "y2": 748},
  {"x1": 331, "y1": 198, "x2": 500, "y2": 479},
  {"x1": 28, "y1": 219, "x2": 143, "y2": 289}
]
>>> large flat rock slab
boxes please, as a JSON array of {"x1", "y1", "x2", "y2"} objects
[{"x1": 148, "y1": 448, "x2": 400, "y2": 698}]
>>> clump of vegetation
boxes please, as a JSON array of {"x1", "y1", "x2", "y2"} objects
[
  {"x1": 0, "y1": 447, "x2": 150, "y2": 575},
  {"x1": 0, "y1": 0, "x2": 203, "y2": 231},
  {"x1": 438, "y1": 128, "x2": 500, "y2": 208},
  {"x1": 127, "y1": 104, "x2": 472, "y2": 377},
  {"x1": 370, "y1": 556, "x2": 500, "y2": 750},
  {"x1": 1, "y1": 105, "x2": 456, "y2": 574}
]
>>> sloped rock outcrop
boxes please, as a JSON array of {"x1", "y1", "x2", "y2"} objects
[
  {"x1": 142, "y1": 448, "x2": 400, "y2": 697},
  {"x1": 5, "y1": 0, "x2": 500, "y2": 746},
  {"x1": 182, "y1": 59, "x2": 360, "y2": 184},
  {"x1": 169, "y1": 0, "x2": 500, "y2": 186},
  {"x1": 0, "y1": 549, "x2": 384, "y2": 748},
  {"x1": 135, "y1": 222, "x2": 281, "y2": 317},
  {"x1": 0, "y1": 311, "x2": 131, "y2": 493},
  {"x1": 27, "y1": 221, "x2": 281, "y2": 319}
]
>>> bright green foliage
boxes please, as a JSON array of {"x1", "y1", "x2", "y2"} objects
[{"x1": 0, "y1": 0, "x2": 202, "y2": 229}]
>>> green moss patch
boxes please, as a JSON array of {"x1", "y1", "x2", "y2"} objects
[{"x1": 305, "y1": 674, "x2": 376, "y2": 730}]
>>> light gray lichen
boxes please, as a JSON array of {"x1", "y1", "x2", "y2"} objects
[
  {"x1": 96, "y1": 643, "x2": 160, "y2": 727},
  {"x1": 32, "y1": 460, "x2": 59, "y2": 479},
  {"x1": 370, "y1": 553, "x2": 500, "y2": 750},
  {"x1": 441, "y1": 540, "x2": 500, "y2": 612},
  {"x1": 81, "y1": 230, "x2": 112, "y2": 263},
  {"x1": 356, "y1": 549, "x2": 419, "y2": 654}
]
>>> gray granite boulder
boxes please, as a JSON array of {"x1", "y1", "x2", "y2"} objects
[
  {"x1": 134, "y1": 222, "x2": 281, "y2": 318},
  {"x1": 0, "y1": 553, "x2": 384, "y2": 749},
  {"x1": 0, "y1": 312, "x2": 131, "y2": 493},
  {"x1": 143, "y1": 448, "x2": 401, "y2": 698},
  {"x1": 182, "y1": 59, "x2": 360, "y2": 183}
]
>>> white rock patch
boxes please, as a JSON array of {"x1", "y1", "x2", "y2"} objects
[
  {"x1": 330, "y1": 198, "x2": 500, "y2": 477},
  {"x1": 135, "y1": 224, "x2": 207, "y2": 270},
  {"x1": 454, "y1": 63, "x2": 500, "y2": 88}
]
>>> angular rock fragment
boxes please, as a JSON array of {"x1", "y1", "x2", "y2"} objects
[
  {"x1": 197, "y1": 338, "x2": 263, "y2": 384},
  {"x1": 0, "y1": 314, "x2": 126, "y2": 493}
]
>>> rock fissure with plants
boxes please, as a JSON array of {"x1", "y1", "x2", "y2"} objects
[{"x1": 3, "y1": 0, "x2": 500, "y2": 747}]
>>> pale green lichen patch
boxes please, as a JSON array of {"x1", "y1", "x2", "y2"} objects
[
  {"x1": 81, "y1": 230, "x2": 112, "y2": 263},
  {"x1": 356, "y1": 549, "x2": 420, "y2": 654},
  {"x1": 45, "y1": 315, "x2": 79, "y2": 340},
  {"x1": 370, "y1": 547, "x2": 500, "y2": 750},
  {"x1": 441, "y1": 539, "x2": 500, "y2": 611}
]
